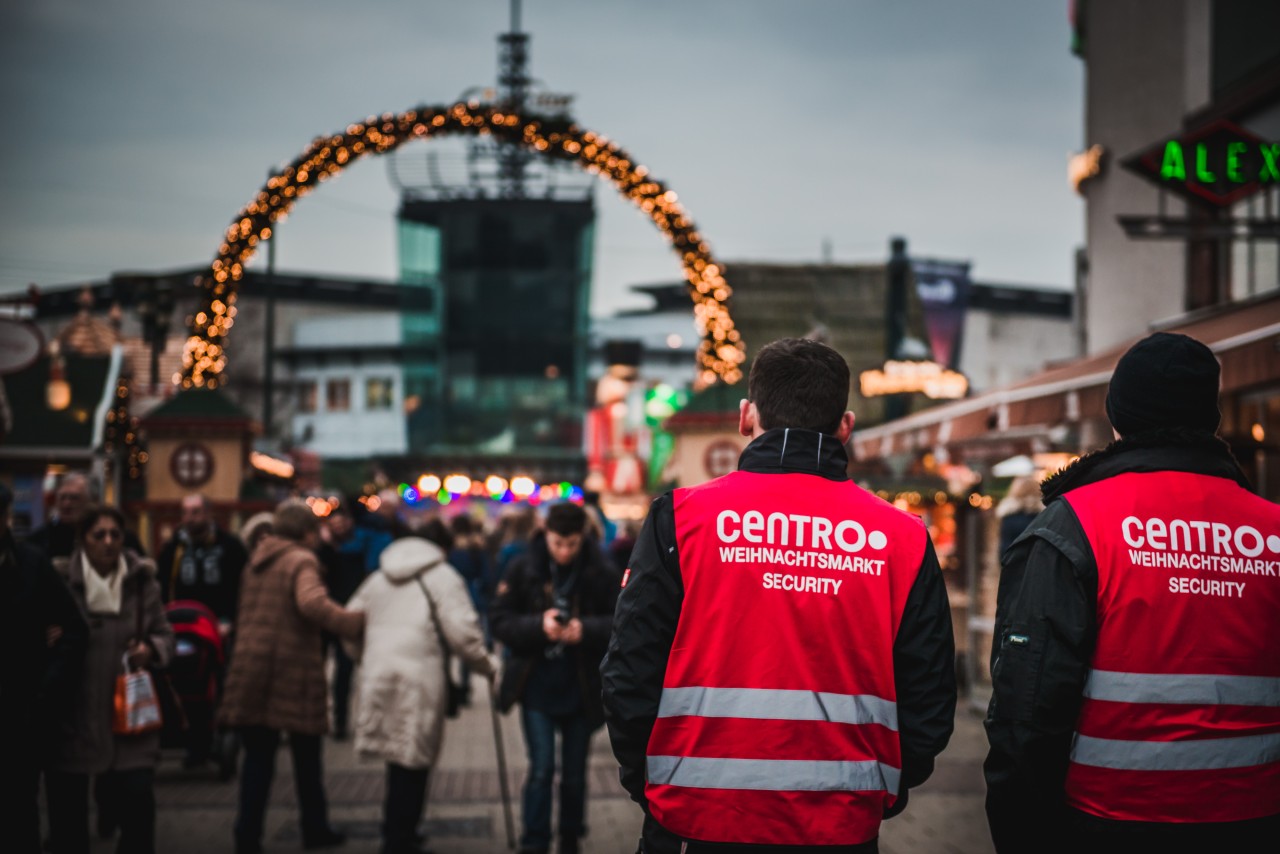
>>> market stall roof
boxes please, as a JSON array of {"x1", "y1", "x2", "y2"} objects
[
  {"x1": 852, "y1": 290, "x2": 1280, "y2": 461},
  {"x1": 142, "y1": 387, "x2": 254, "y2": 438}
]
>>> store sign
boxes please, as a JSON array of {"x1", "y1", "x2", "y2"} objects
[
  {"x1": 860, "y1": 360, "x2": 968, "y2": 400},
  {"x1": 703, "y1": 439, "x2": 742, "y2": 478},
  {"x1": 171, "y1": 442, "x2": 215, "y2": 488},
  {"x1": 1124, "y1": 119, "x2": 1279, "y2": 208}
]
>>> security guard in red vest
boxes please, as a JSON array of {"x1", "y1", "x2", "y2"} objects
[
  {"x1": 602, "y1": 338, "x2": 957, "y2": 853},
  {"x1": 985, "y1": 332, "x2": 1280, "y2": 853}
]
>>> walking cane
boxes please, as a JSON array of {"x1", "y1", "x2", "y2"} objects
[{"x1": 488, "y1": 677, "x2": 517, "y2": 850}]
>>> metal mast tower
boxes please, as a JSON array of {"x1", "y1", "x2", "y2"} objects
[{"x1": 496, "y1": 0, "x2": 532, "y2": 196}]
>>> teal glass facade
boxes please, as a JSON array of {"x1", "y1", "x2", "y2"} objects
[{"x1": 396, "y1": 197, "x2": 595, "y2": 465}]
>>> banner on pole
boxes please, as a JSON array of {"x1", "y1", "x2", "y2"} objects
[{"x1": 912, "y1": 259, "x2": 972, "y2": 370}]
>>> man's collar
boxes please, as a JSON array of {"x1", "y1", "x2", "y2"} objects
[{"x1": 738, "y1": 428, "x2": 850, "y2": 481}]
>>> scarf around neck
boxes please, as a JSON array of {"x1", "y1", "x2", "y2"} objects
[{"x1": 82, "y1": 552, "x2": 128, "y2": 615}]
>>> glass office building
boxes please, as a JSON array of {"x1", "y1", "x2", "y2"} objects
[{"x1": 396, "y1": 196, "x2": 595, "y2": 467}]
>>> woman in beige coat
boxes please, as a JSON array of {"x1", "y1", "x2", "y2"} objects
[
  {"x1": 46, "y1": 505, "x2": 175, "y2": 854},
  {"x1": 346, "y1": 537, "x2": 498, "y2": 854},
  {"x1": 219, "y1": 500, "x2": 364, "y2": 854}
]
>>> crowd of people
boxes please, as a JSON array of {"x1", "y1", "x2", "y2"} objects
[
  {"x1": 1, "y1": 471, "x2": 628, "y2": 854},
  {"x1": 3, "y1": 332, "x2": 1276, "y2": 854}
]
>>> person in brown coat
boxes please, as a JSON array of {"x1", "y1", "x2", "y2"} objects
[
  {"x1": 218, "y1": 500, "x2": 365, "y2": 854},
  {"x1": 45, "y1": 505, "x2": 175, "y2": 854}
]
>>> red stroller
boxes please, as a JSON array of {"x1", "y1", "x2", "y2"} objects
[{"x1": 163, "y1": 600, "x2": 239, "y2": 780}]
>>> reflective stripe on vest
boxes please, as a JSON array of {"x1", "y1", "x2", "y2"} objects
[
  {"x1": 647, "y1": 756, "x2": 902, "y2": 794},
  {"x1": 658, "y1": 687, "x2": 899, "y2": 731},
  {"x1": 1084, "y1": 669, "x2": 1280, "y2": 707},
  {"x1": 1071, "y1": 731, "x2": 1280, "y2": 771},
  {"x1": 1062, "y1": 470, "x2": 1280, "y2": 825}
]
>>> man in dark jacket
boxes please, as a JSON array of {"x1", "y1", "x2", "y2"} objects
[
  {"x1": 157, "y1": 493, "x2": 248, "y2": 623},
  {"x1": 985, "y1": 332, "x2": 1280, "y2": 852},
  {"x1": 602, "y1": 338, "x2": 956, "y2": 853},
  {"x1": 490, "y1": 503, "x2": 620, "y2": 854},
  {"x1": 0, "y1": 482, "x2": 88, "y2": 852},
  {"x1": 157, "y1": 492, "x2": 248, "y2": 766},
  {"x1": 318, "y1": 503, "x2": 384, "y2": 739},
  {"x1": 26, "y1": 472, "x2": 145, "y2": 564}
]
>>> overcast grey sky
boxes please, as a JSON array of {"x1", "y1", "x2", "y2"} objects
[{"x1": 0, "y1": 0, "x2": 1082, "y2": 314}]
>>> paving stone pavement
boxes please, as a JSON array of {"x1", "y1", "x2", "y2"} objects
[{"x1": 68, "y1": 678, "x2": 993, "y2": 853}]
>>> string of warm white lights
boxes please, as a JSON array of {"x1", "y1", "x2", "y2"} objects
[
  {"x1": 180, "y1": 103, "x2": 746, "y2": 390},
  {"x1": 103, "y1": 376, "x2": 148, "y2": 481}
]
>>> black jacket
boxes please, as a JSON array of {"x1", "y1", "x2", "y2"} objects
[
  {"x1": 157, "y1": 526, "x2": 248, "y2": 621},
  {"x1": 489, "y1": 531, "x2": 620, "y2": 726},
  {"x1": 600, "y1": 429, "x2": 957, "y2": 850},
  {"x1": 0, "y1": 531, "x2": 88, "y2": 751},
  {"x1": 983, "y1": 428, "x2": 1279, "y2": 852}
]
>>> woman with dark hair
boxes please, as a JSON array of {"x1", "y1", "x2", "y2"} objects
[{"x1": 45, "y1": 505, "x2": 174, "y2": 854}]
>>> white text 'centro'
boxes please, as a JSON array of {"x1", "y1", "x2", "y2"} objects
[
  {"x1": 716, "y1": 510, "x2": 887, "y2": 554},
  {"x1": 1121, "y1": 516, "x2": 1280, "y2": 558}
]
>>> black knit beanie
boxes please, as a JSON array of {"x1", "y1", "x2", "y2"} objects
[{"x1": 1105, "y1": 332, "x2": 1221, "y2": 437}]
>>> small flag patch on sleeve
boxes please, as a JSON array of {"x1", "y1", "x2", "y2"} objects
[{"x1": 621, "y1": 568, "x2": 631, "y2": 588}]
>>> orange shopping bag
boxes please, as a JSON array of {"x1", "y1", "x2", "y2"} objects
[{"x1": 113, "y1": 654, "x2": 163, "y2": 735}]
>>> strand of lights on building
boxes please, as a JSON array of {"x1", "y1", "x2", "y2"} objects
[
  {"x1": 103, "y1": 376, "x2": 148, "y2": 481},
  {"x1": 180, "y1": 103, "x2": 746, "y2": 391}
]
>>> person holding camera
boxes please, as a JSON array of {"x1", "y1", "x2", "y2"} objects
[{"x1": 490, "y1": 503, "x2": 621, "y2": 854}]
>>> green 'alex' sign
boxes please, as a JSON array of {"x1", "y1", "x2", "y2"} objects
[{"x1": 1124, "y1": 119, "x2": 1279, "y2": 209}]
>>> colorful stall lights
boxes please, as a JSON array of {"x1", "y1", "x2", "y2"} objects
[
  {"x1": 371, "y1": 475, "x2": 585, "y2": 506},
  {"x1": 443, "y1": 474, "x2": 472, "y2": 495},
  {"x1": 510, "y1": 476, "x2": 537, "y2": 498}
]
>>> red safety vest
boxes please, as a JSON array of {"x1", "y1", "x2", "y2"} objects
[
  {"x1": 644, "y1": 470, "x2": 929, "y2": 846},
  {"x1": 1063, "y1": 470, "x2": 1280, "y2": 823}
]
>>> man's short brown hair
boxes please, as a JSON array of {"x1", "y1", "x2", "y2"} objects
[
  {"x1": 545, "y1": 503, "x2": 588, "y2": 537},
  {"x1": 747, "y1": 338, "x2": 850, "y2": 435}
]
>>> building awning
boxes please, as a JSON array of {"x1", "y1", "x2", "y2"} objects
[{"x1": 852, "y1": 291, "x2": 1280, "y2": 462}]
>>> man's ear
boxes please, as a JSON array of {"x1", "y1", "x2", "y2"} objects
[
  {"x1": 739, "y1": 399, "x2": 757, "y2": 438},
  {"x1": 835, "y1": 410, "x2": 856, "y2": 444}
]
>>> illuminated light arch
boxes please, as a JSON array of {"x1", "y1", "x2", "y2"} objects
[{"x1": 182, "y1": 102, "x2": 746, "y2": 389}]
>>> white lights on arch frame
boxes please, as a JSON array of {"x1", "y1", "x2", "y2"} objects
[{"x1": 181, "y1": 102, "x2": 745, "y2": 391}]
